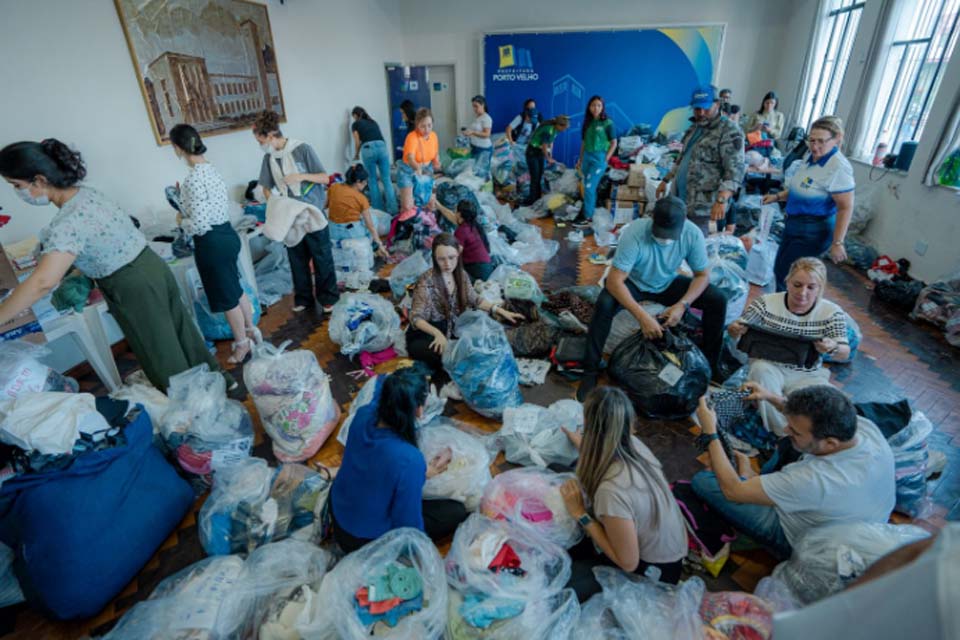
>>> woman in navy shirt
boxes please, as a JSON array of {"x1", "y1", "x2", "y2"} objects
[{"x1": 330, "y1": 365, "x2": 467, "y2": 552}]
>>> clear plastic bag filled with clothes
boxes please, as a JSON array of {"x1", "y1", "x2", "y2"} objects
[
  {"x1": 887, "y1": 410, "x2": 934, "y2": 516},
  {"x1": 329, "y1": 293, "x2": 402, "y2": 358},
  {"x1": 244, "y1": 341, "x2": 340, "y2": 462},
  {"x1": 498, "y1": 400, "x2": 582, "y2": 468},
  {"x1": 332, "y1": 237, "x2": 375, "y2": 273},
  {"x1": 705, "y1": 234, "x2": 749, "y2": 270},
  {"x1": 442, "y1": 311, "x2": 523, "y2": 419},
  {"x1": 160, "y1": 364, "x2": 227, "y2": 441},
  {"x1": 480, "y1": 467, "x2": 583, "y2": 548},
  {"x1": 574, "y1": 591, "x2": 630, "y2": 640},
  {"x1": 420, "y1": 421, "x2": 493, "y2": 511},
  {"x1": 389, "y1": 251, "x2": 432, "y2": 299},
  {"x1": 199, "y1": 458, "x2": 331, "y2": 556},
  {"x1": 772, "y1": 522, "x2": 930, "y2": 604},
  {"x1": 593, "y1": 567, "x2": 705, "y2": 640},
  {"x1": 173, "y1": 399, "x2": 254, "y2": 491},
  {"x1": 708, "y1": 255, "x2": 750, "y2": 326},
  {"x1": 489, "y1": 264, "x2": 544, "y2": 304},
  {"x1": 0, "y1": 340, "x2": 78, "y2": 400},
  {"x1": 447, "y1": 584, "x2": 579, "y2": 640},
  {"x1": 299, "y1": 527, "x2": 448, "y2": 640}
]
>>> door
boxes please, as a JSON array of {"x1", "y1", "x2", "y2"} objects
[
  {"x1": 385, "y1": 65, "x2": 431, "y2": 160},
  {"x1": 426, "y1": 65, "x2": 457, "y2": 153}
]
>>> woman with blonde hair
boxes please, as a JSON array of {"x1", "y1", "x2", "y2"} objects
[
  {"x1": 398, "y1": 107, "x2": 441, "y2": 208},
  {"x1": 762, "y1": 115, "x2": 855, "y2": 291},
  {"x1": 560, "y1": 385, "x2": 688, "y2": 602},
  {"x1": 729, "y1": 256, "x2": 851, "y2": 435}
]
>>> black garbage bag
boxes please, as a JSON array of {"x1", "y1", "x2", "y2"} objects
[
  {"x1": 436, "y1": 182, "x2": 480, "y2": 212},
  {"x1": 607, "y1": 329, "x2": 710, "y2": 420},
  {"x1": 874, "y1": 278, "x2": 926, "y2": 310}
]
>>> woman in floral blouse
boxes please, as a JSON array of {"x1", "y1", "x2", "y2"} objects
[{"x1": 0, "y1": 139, "x2": 232, "y2": 392}]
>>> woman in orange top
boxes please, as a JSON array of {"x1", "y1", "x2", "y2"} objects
[
  {"x1": 326, "y1": 164, "x2": 389, "y2": 258},
  {"x1": 398, "y1": 108, "x2": 441, "y2": 208}
]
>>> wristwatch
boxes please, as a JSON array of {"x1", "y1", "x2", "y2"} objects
[
  {"x1": 577, "y1": 513, "x2": 594, "y2": 528},
  {"x1": 715, "y1": 195, "x2": 728, "y2": 204}
]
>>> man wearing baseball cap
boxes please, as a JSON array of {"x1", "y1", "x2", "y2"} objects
[
  {"x1": 577, "y1": 196, "x2": 728, "y2": 401},
  {"x1": 657, "y1": 85, "x2": 744, "y2": 234}
]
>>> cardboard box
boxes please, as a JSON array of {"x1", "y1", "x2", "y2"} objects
[
  {"x1": 0, "y1": 244, "x2": 43, "y2": 343},
  {"x1": 607, "y1": 200, "x2": 645, "y2": 225},
  {"x1": 627, "y1": 162, "x2": 657, "y2": 187},
  {"x1": 609, "y1": 184, "x2": 646, "y2": 202}
]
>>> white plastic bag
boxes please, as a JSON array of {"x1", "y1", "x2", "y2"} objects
[
  {"x1": 746, "y1": 239, "x2": 779, "y2": 286},
  {"x1": 301, "y1": 528, "x2": 447, "y2": 640},
  {"x1": 0, "y1": 339, "x2": 77, "y2": 400},
  {"x1": 329, "y1": 293, "x2": 401, "y2": 357},
  {"x1": 332, "y1": 237, "x2": 374, "y2": 273},
  {"x1": 709, "y1": 255, "x2": 750, "y2": 325},
  {"x1": 480, "y1": 467, "x2": 583, "y2": 548},
  {"x1": 244, "y1": 341, "x2": 340, "y2": 462},
  {"x1": 371, "y1": 209, "x2": 393, "y2": 237},
  {"x1": 161, "y1": 364, "x2": 247, "y2": 446},
  {"x1": 489, "y1": 264, "x2": 544, "y2": 304},
  {"x1": 887, "y1": 410, "x2": 934, "y2": 516},
  {"x1": 593, "y1": 567, "x2": 705, "y2": 640},
  {"x1": 575, "y1": 591, "x2": 629, "y2": 639},
  {"x1": 420, "y1": 421, "x2": 493, "y2": 510},
  {"x1": 389, "y1": 251, "x2": 431, "y2": 298},
  {"x1": 772, "y1": 522, "x2": 930, "y2": 604},
  {"x1": 498, "y1": 400, "x2": 583, "y2": 468}
]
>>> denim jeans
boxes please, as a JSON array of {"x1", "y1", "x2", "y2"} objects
[
  {"x1": 691, "y1": 470, "x2": 792, "y2": 560},
  {"x1": 581, "y1": 150, "x2": 607, "y2": 220},
  {"x1": 329, "y1": 220, "x2": 370, "y2": 242},
  {"x1": 359, "y1": 140, "x2": 397, "y2": 214},
  {"x1": 397, "y1": 163, "x2": 434, "y2": 208},
  {"x1": 471, "y1": 146, "x2": 493, "y2": 180},
  {"x1": 773, "y1": 214, "x2": 835, "y2": 291}
]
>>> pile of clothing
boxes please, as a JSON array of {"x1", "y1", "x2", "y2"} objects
[
  {"x1": 496, "y1": 400, "x2": 582, "y2": 468},
  {"x1": 912, "y1": 269, "x2": 960, "y2": 347},
  {"x1": 199, "y1": 458, "x2": 330, "y2": 556},
  {"x1": 445, "y1": 514, "x2": 579, "y2": 639},
  {"x1": 244, "y1": 341, "x2": 340, "y2": 462},
  {"x1": 386, "y1": 207, "x2": 442, "y2": 257},
  {"x1": 352, "y1": 561, "x2": 425, "y2": 628},
  {"x1": 328, "y1": 293, "x2": 401, "y2": 358},
  {"x1": 480, "y1": 467, "x2": 582, "y2": 549}
]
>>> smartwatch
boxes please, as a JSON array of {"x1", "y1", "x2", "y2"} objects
[{"x1": 577, "y1": 513, "x2": 594, "y2": 528}]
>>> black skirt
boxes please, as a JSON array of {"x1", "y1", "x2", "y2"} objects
[{"x1": 193, "y1": 222, "x2": 243, "y2": 312}]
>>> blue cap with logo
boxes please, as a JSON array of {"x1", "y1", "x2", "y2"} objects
[{"x1": 690, "y1": 85, "x2": 717, "y2": 110}]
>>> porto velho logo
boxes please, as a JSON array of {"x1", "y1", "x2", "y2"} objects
[{"x1": 494, "y1": 44, "x2": 538, "y2": 81}]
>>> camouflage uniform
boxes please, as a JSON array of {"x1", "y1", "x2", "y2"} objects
[{"x1": 665, "y1": 113, "x2": 744, "y2": 226}]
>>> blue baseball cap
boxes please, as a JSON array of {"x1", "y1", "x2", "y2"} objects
[{"x1": 690, "y1": 86, "x2": 717, "y2": 110}]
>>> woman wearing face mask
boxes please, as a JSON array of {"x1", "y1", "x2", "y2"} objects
[
  {"x1": 744, "y1": 91, "x2": 785, "y2": 141},
  {"x1": 351, "y1": 106, "x2": 397, "y2": 214},
  {"x1": 575, "y1": 96, "x2": 617, "y2": 227},
  {"x1": 406, "y1": 233, "x2": 522, "y2": 380},
  {"x1": 397, "y1": 108, "x2": 442, "y2": 209},
  {"x1": 728, "y1": 257, "x2": 850, "y2": 436},
  {"x1": 253, "y1": 110, "x2": 339, "y2": 314},
  {"x1": 171, "y1": 124, "x2": 260, "y2": 364},
  {"x1": 326, "y1": 164, "x2": 389, "y2": 259},
  {"x1": 762, "y1": 116, "x2": 854, "y2": 291},
  {"x1": 0, "y1": 139, "x2": 232, "y2": 392},
  {"x1": 505, "y1": 98, "x2": 539, "y2": 145},
  {"x1": 463, "y1": 95, "x2": 493, "y2": 179}
]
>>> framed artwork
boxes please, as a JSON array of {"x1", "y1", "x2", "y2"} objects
[{"x1": 114, "y1": 0, "x2": 286, "y2": 145}]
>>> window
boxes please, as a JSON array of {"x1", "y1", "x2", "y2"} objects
[
  {"x1": 858, "y1": 0, "x2": 960, "y2": 158},
  {"x1": 799, "y1": 0, "x2": 865, "y2": 130}
]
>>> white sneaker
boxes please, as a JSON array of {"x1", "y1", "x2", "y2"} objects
[{"x1": 439, "y1": 382, "x2": 463, "y2": 401}]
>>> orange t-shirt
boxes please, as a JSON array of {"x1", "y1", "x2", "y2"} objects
[
  {"x1": 326, "y1": 183, "x2": 370, "y2": 224},
  {"x1": 402, "y1": 131, "x2": 439, "y2": 165}
]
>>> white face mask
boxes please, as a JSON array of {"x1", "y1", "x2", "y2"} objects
[
  {"x1": 653, "y1": 237, "x2": 675, "y2": 247},
  {"x1": 260, "y1": 142, "x2": 273, "y2": 155},
  {"x1": 16, "y1": 186, "x2": 50, "y2": 206}
]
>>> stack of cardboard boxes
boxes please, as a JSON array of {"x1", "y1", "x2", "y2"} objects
[{"x1": 607, "y1": 163, "x2": 652, "y2": 225}]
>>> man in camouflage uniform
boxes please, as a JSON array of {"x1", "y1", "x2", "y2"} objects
[{"x1": 657, "y1": 86, "x2": 744, "y2": 233}]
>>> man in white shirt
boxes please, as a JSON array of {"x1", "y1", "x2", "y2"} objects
[{"x1": 691, "y1": 384, "x2": 896, "y2": 559}]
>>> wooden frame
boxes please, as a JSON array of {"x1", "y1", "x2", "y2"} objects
[{"x1": 113, "y1": 0, "x2": 286, "y2": 145}]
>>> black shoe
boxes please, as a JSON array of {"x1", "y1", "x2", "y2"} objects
[
  {"x1": 572, "y1": 215, "x2": 591, "y2": 228},
  {"x1": 577, "y1": 373, "x2": 598, "y2": 402}
]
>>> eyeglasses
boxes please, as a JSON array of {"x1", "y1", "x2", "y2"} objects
[{"x1": 807, "y1": 136, "x2": 834, "y2": 145}]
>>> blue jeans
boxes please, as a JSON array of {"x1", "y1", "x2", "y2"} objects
[
  {"x1": 691, "y1": 470, "x2": 792, "y2": 560},
  {"x1": 581, "y1": 150, "x2": 607, "y2": 219},
  {"x1": 773, "y1": 214, "x2": 835, "y2": 291},
  {"x1": 471, "y1": 146, "x2": 492, "y2": 180},
  {"x1": 329, "y1": 221, "x2": 370, "y2": 242},
  {"x1": 359, "y1": 140, "x2": 397, "y2": 214}
]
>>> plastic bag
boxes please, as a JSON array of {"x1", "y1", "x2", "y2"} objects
[
  {"x1": 498, "y1": 400, "x2": 582, "y2": 468},
  {"x1": 329, "y1": 293, "x2": 401, "y2": 358},
  {"x1": 593, "y1": 567, "x2": 704, "y2": 640},
  {"x1": 489, "y1": 264, "x2": 544, "y2": 304},
  {"x1": 255, "y1": 240, "x2": 294, "y2": 307},
  {"x1": 371, "y1": 209, "x2": 393, "y2": 237},
  {"x1": 745, "y1": 239, "x2": 779, "y2": 286},
  {"x1": 911, "y1": 270, "x2": 960, "y2": 328},
  {"x1": 436, "y1": 181, "x2": 481, "y2": 213},
  {"x1": 705, "y1": 234, "x2": 749, "y2": 270},
  {"x1": 592, "y1": 208, "x2": 616, "y2": 247},
  {"x1": 301, "y1": 527, "x2": 447, "y2": 640},
  {"x1": 337, "y1": 374, "x2": 447, "y2": 447},
  {"x1": 0, "y1": 340, "x2": 77, "y2": 401},
  {"x1": 187, "y1": 265, "x2": 262, "y2": 341},
  {"x1": 575, "y1": 591, "x2": 629, "y2": 639},
  {"x1": 420, "y1": 421, "x2": 493, "y2": 510},
  {"x1": 480, "y1": 467, "x2": 583, "y2": 548},
  {"x1": 199, "y1": 458, "x2": 331, "y2": 556},
  {"x1": 708, "y1": 255, "x2": 750, "y2": 326},
  {"x1": 772, "y1": 522, "x2": 930, "y2": 604},
  {"x1": 244, "y1": 341, "x2": 340, "y2": 462},
  {"x1": 332, "y1": 237, "x2": 375, "y2": 273},
  {"x1": 389, "y1": 251, "x2": 432, "y2": 299},
  {"x1": 700, "y1": 590, "x2": 775, "y2": 639},
  {"x1": 887, "y1": 410, "x2": 933, "y2": 516},
  {"x1": 447, "y1": 587, "x2": 579, "y2": 640},
  {"x1": 105, "y1": 539, "x2": 331, "y2": 640},
  {"x1": 607, "y1": 329, "x2": 710, "y2": 420},
  {"x1": 110, "y1": 381, "x2": 169, "y2": 430},
  {"x1": 443, "y1": 311, "x2": 523, "y2": 418}
]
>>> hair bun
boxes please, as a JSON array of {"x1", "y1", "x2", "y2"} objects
[{"x1": 40, "y1": 138, "x2": 87, "y2": 183}]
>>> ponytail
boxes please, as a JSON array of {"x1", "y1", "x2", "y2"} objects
[
  {"x1": 169, "y1": 123, "x2": 208, "y2": 155},
  {"x1": 0, "y1": 139, "x2": 86, "y2": 187}
]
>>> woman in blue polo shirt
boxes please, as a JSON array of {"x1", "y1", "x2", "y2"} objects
[{"x1": 763, "y1": 116, "x2": 854, "y2": 291}]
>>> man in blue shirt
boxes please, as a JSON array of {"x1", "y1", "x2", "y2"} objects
[{"x1": 578, "y1": 196, "x2": 728, "y2": 401}]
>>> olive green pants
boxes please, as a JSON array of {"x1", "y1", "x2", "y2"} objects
[{"x1": 97, "y1": 248, "x2": 224, "y2": 393}]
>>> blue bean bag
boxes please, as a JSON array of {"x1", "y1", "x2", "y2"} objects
[{"x1": 0, "y1": 407, "x2": 194, "y2": 620}]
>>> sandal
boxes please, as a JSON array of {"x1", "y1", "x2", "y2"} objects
[{"x1": 227, "y1": 338, "x2": 252, "y2": 364}]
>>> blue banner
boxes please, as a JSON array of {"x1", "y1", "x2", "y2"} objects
[{"x1": 484, "y1": 27, "x2": 723, "y2": 165}]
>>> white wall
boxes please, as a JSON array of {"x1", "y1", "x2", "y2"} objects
[
  {"x1": 0, "y1": 0, "x2": 405, "y2": 245},
  {"x1": 398, "y1": 0, "x2": 797, "y2": 129}
]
